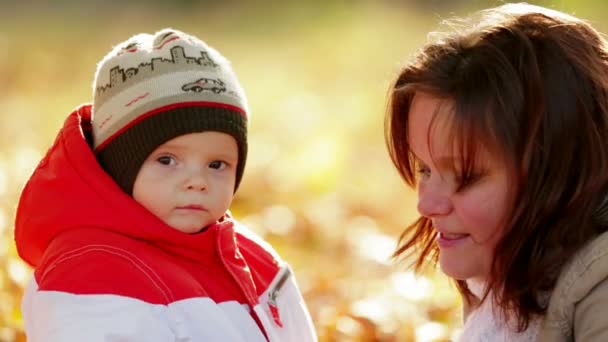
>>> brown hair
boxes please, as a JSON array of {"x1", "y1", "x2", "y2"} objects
[{"x1": 386, "y1": 3, "x2": 608, "y2": 330}]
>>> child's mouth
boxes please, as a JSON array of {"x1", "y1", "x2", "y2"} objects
[{"x1": 177, "y1": 204, "x2": 206, "y2": 211}]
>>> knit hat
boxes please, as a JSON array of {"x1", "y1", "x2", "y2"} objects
[{"x1": 91, "y1": 28, "x2": 249, "y2": 194}]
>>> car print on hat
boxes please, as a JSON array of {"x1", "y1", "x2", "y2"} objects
[{"x1": 182, "y1": 78, "x2": 226, "y2": 94}]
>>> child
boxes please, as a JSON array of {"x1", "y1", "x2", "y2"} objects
[
  {"x1": 14, "y1": 28, "x2": 317, "y2": 341},
  {"x1": 385, "y1": 3, "x2": 608, "y2": 341}
]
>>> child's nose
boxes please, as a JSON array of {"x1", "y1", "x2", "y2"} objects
[
  {"x1": 416, "y1": 183, "x2": 452, "y2": 218},
  {"x1": 185, "y1": 170, "x2": 208, "y2": 191}
]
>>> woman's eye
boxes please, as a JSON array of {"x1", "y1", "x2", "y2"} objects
[
  {"x1": 416, "y1": 165, "x2": 431, "y2": 180},
  {"x1": 209, "y1": 161, "x2": 226, "y2": 170},
  {"x1": 157, "y1": 156, "x2": 175, "y2": 166},
  {"x1": 455, "y1": 172, "x2": 483, "y2": 191}
]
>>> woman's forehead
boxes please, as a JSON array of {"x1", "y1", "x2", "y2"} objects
[
  {"x1": 408, "y1": 91, "x2": 502, "y2": 166},
  {"x1": 408, "y1": 92, "x2": 455, "y2": 155}
]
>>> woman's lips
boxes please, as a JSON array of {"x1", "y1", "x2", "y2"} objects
[{"x1": 437, "y1": 232, "x2": 469, "y2": 248}]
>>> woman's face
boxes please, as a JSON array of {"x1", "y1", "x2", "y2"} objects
[{"x1": 407, "y1": 92, "x2": 513, "y2": 282}]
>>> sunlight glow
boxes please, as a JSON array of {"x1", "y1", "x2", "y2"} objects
[
  {"x1": 356, "y1": 233, "x2": 395, "y2": 264},
  {"x1": 301, "y1": 138, "x2": 336, "y2": 172},
  {"x1": 304, "y1": 193, "x2": 346, "y2": 238},
  {"x1": 0, "y1": 240, "x2": 7, "y2": 259},
  {"x1": 391, "y1": 271, "x2": 432, "y2": 301},
  {"x1": 350, "y1": 297, "x2": 391, "y2": 323},
  {"x1": 0, "y1": 160, "x2": 7, "y2": 196},
  {"x1": 415, "y1": 321, "x2": 447, "y2": 342},
  {"x1": 278, "y1": 93, "x2": 323, "y2": 137},
  {"x1": 335, "y1": 316, "x2": 363, "y2": 337},
  {"x1": 0, "y1": 327, "x2": 16, "y2": 342},
  {"x1": 347, "y1": 217, "x2": 396, "y2": 265},
  {"x1": 8, "y1": 259, "x2": 30, "y2": 287},
  {"x1": 0, "y1": 209, "x2": 7, "y2": 259},
  {"x1": 262, "y1": 205, "x2": 296, "y2": 235},
  {"x1": 13, "y1": 147, "x2": 42, "y2": 185},
  {"x1": 248, "y1": 138, "x2": 280, "y2": 170},
  {"x1": 297, "y1": 137, "x2": 343, "y2": 192},
  {"x1": 239, "y1": 213, "x2": 267, "y2": 237},
  {"x1": 0, "y1": 209, "x2": 6, "y2": 237}
]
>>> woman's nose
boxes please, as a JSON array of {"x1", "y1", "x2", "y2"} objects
[{"x1": 416, "y1": 183, "x2": 452, "y2": 218}]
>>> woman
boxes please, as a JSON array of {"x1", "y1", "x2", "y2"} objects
[{"x1": 385, "y1": 3, "x2": 608, "y2": 340}]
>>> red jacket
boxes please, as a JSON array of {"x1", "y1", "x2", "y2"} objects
[{"x1": 14, "y1": 104, "x2": 316, "y2": 341}]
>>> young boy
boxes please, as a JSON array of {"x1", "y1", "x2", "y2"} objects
[{"x1": 14, "y1": 28, "x2": 317, "y2": 342}]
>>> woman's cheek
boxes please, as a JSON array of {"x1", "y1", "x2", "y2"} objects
[{"x1": 455, "y1": 188, "x2": 508, "y2": 244}]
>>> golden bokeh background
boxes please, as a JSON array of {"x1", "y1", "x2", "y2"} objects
[{"x1": 1, "y1": 1, "x2": 606, "y2": 341}]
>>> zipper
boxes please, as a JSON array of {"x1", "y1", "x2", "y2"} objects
[{"x1": 267, "y1": 267, "x2": 291, "y2": 327}]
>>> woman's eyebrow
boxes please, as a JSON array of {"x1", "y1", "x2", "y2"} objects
[
  {"x1": 434, "y1": 156, "x2": 459, "y2": 169},
  {"x1": 410, "y1": 150, "x2": 458, "y2": 169}
]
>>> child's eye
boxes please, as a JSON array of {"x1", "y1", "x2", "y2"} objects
[
  {"x1": 209, "y1": 161, "x2": 226, "y2": 170},
  {"x1": 157, "y1": 155, "x2": 176, "y2": 166}
]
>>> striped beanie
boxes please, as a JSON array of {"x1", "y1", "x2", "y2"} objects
[{"x1": 92, "y1": 28, "x2": 249, "y2": 194}]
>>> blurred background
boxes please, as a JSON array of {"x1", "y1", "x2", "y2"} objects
[{"x1": 1, "y1": 0, "x2": 606, "y2": 341}]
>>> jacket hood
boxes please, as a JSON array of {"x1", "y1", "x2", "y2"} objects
[{"x1": 14, "y1": 104, "x2": 231, "y2": 267}]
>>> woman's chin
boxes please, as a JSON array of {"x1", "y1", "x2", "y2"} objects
[{"x1": 439, "y1": 256, "x2": 486, "y2": 281}]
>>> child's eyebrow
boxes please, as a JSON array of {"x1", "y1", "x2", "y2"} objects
[
  {"x1": 209, "y1": 151, "x2": 238, "y2": 160},
  {"x1": 153, "y1": 143, "x2": 186, "y2": 153},
  {"x1": 159, "y1": 142, "x2": 184, "y2": 150},
  {"x1": 159, "y1": 143, "x2": 237, "y2": 160}
]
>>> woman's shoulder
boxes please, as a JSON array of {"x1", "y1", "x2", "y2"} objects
[
  {"x1": 554, "y1": 231, "x2": 608, "y2": 301},
  {"x1": 538, "y1": 231, "x2": 608, "y2": 341}
]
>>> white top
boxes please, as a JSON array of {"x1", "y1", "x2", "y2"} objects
[{"x1": 458, "y1": 280, "x2": 541, "y2": 342}]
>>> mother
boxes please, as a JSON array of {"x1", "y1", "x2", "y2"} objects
[{"x1": 386, "y1": 3, "x2": 608, "y2": 341}]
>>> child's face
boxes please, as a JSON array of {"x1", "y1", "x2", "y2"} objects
[
  {"x1": 132, "y1": 131, "x2": 238, "y2": 234},
  {"x1": 408, "y1": 92, "x2": 512, "y2": 283}
]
